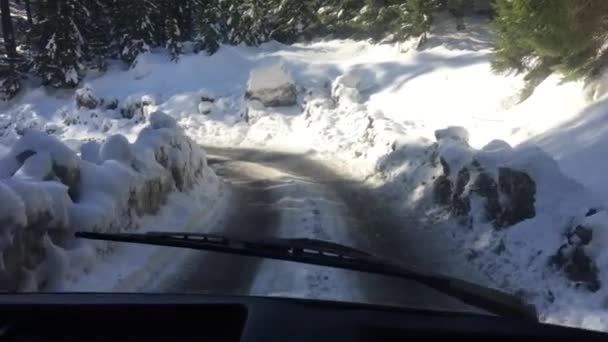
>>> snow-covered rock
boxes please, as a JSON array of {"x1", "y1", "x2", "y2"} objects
[
  {"x1": 120, "y1": 94, "x2": 156, "y2": 121},
  {"x1": 197, "y1": 89, "x2": 217, "y2": 115},
  {"x1": 75, "y1": 85, "x2": 99, "y2": 110},
  {"x1": 102, "y1": 98, "x2": 119, "y2": 110},
  {"x1": 246, "y1": 63, "x2": 297, "y2": 107},
  {"x1": 198, "y1": 102, "x2": 214, "y2": 115},
  {"x1": 431, "y1": 128, "x2": 537, "y2": 228},
  {"x1": 551, "y1": 213, "x2": 601, "y2": 291}
]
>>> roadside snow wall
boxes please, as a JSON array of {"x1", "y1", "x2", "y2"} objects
[
  {"x1": 373, "y1": 124, "x2": 605, "y2": 323},
  {"x1": 0, "y1": 111, "x2": 213, "y2": 291}
]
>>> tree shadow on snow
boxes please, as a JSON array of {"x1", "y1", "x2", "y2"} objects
[
  {"x1": 423, "y1": 13, "x2": 493, "y2": 52},
  {"x1": 202, "y1": 145, "x2": 422, "y2": 258},
  {"x1": 525, "y1": 96, "x2": 608, "y2": 196},
  {"x1": 345, "y1": 52, "x2": 487, "y2": 101},
  {"x1": 201, "y1": 145, "x2": 485, "y2": 312}
]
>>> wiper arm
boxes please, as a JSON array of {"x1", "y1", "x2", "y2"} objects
[{"x1": 75, "y1": 231, "x2": 537, "y2": 321}]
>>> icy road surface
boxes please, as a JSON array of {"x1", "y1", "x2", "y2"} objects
[{"x1": 155, "y1": 146, "x2": 484, "y2": 314}]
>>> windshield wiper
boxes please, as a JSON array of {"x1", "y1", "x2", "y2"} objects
[{"x1": 75, "y1": 231, "x2": 537, "y2": 320}]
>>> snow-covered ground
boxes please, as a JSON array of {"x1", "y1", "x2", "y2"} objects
[{"x1": 2, "y1": 12, "x2": 608, "y2": 331}]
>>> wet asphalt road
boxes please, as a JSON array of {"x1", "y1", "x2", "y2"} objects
[{"x1": 156, "y1": 146, "x2": 484, "y2": 314}]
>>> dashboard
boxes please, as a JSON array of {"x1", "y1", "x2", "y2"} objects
[{"x1": 0, "y1": 293, "x2": 603, "y2": 341}]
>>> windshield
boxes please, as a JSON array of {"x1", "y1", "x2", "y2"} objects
[{"x1": 0, "y1": 0, "x2": 606, "y2": 333}]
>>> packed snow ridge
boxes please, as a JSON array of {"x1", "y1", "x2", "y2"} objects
[{"x1": 0, "y1": 109, "x2": 219, "y2": 291}]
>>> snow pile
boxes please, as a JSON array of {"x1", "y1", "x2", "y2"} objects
[
  {"x1": 245, "y1": 62, "x2": 297, "y2": 107},
  {"x1": 75, "y1": 85, "x2": 99, "y2": 110},
  {"x1": 0, "y1": 113, "x2": 218, "y2": 291},
  {"x1": 331, "y1": 68, "x2": 376, "y2": 104},
  {"x1": 374, "y1": 125, "x2": 606, "y2": 329}
]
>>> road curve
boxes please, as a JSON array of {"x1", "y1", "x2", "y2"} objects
[{"x1": 156, "y1": 146, "x2": 485, "y2": 314}]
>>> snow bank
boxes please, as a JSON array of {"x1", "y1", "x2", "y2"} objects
[
  {"x1": 0, "y1": 113, "x2": 218, "y2": 291},
  {"x1": 374, "y1": 125, "x2": 605, "y2": 330}
]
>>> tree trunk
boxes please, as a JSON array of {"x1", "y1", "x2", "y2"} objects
[
  {"x1": 0, "y1": 0, "x2": 16, "y2": 59},
  {"x1": 24, "y1": 0, "x2": 32, "y2": 25}
]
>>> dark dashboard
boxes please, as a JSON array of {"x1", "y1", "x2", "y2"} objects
[{"x1": 0, "y1": 293, "x2": 603, "y2": 341}]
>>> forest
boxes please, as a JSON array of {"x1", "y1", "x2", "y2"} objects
[{"x1": 0, "y1": 0, "x2": 605, "y2": 101}]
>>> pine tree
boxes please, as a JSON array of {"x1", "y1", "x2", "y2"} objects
[
  {"x1": 332, "y1": 0, "x2": 437, "y2": 43},
  {"x1": 24, "y1": 0, "x2": 33, "y2": 26},
  {"x1": 0, "y1": 0, "x2": 20, "y2": 100},
  {"x1": 402, "y1": 0, "x2": 437, "y2": 43},
  {"x1": 315, "y1": 0, "x2": 364, "y2": 37},
  {"x1": 492, "y1": 0, "x2": 608, "y2": 79},
  {"x1": 193, "y1": 0, "x2": 221, "y2": 54},
  {"x1": 238, "y1": 0, "x2": 270, "y2": 45},
  {"x1": 1, "y1": 0, "x2": 17, "y2": 59},
  {"x1": 156, "y1": 0, "x2": 199, "y2": 61},
  {"x1": 491, "y1": 0, "x2": 608, "y2": 101},
  {"x1": 270, "y1": 0, "x2": 318, "y2": 43},
  {"x1": 163, "y1": 1, "x2": 183, "y2": 61},
  {"x1": 31, "y1": 0, "x2": 89, "y2": 88},
  {"x1": 218, "y1": 0, "x2": 251, "y2": 45},
  {"x1": 194, "y1": 0, "x2": 264, "y2": 50},
  {"x1": 176, "y1": 0, "x2": 195, "y2": 41},
  {"x1": 80, "y1": 0, "x2": 112, "y2": 70},
  {"x1": 112, "y1": 0, "x2": 158, "y2": 64}
]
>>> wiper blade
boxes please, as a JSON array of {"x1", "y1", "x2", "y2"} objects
[
  {"x1": 75, "y1": 231, "x2": 537, "y2": 321},
  {"x1": 144, "y1": 231, "x2": 372, "y2": 258}
]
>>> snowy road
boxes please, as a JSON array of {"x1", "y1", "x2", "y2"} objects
[{"x1": 156, "y1": 146, "x2": 484, "y2": 314}]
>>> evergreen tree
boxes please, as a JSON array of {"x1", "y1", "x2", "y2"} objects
[
  {"x1": 402, "y1": 0, "x2": 437, "y2": 43},
  {"x1": 0, "y1": 0, "x2": 20, "y2": 100},
  {"x1": 1, "y1": 0, "x2": 17, "y2": 59},
  {"x1": 31, "y1": 0, "x2": 89, "y2": 88},
  {"x1": 238, "y1": 0, "x2": 271, "y2": 45},
  {"x1": 218, "y1": 0, "x2": 252, "y2": 45},
  {"x1": 193, "y1": 0, "x2": 221, "y2": 54},
  {"x1": 335, "y1": 0, "x2": 437, "y2": 42},
  {"x1": 491, "y1": 0, "x2": 608, "y2": 79},
  {"x1": 157, "y1": 0, "x2": 199, "y2": 61},
  {"x1": 112, "y1": 0, "x2": 158, "y2": 64},
  {"x1": 80, "y1": 0, "x2": 112, "y2": 70},
  {"x1": 271, "y1": 0, "x2": 318, "y2": 43},
  {"x1": 315, "y1": 0, "x2": 364, "y2": 37},
  {"x1": 162, "y1": 1, "x2": 183, "y2": 61},
  {"x1": 24, "y1": 0, "x2": 33, "y2": 26},
  {"x1": 194, "y1": 0, "x2": 267, "y2": 51},
  {"x1": 176, "y1": 0, "x2": 195, "y2": 41}
]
